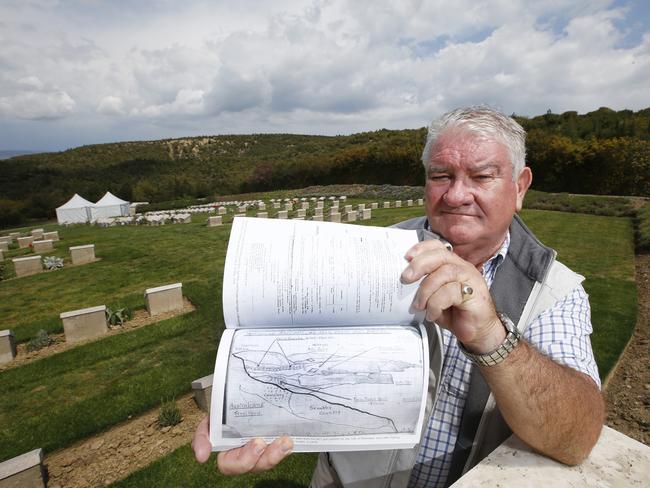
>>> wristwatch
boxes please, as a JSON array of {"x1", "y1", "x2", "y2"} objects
[{"x1": 458, "y1": 313, "x2": 521, "y2": 367}]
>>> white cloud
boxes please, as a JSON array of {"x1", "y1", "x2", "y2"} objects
[
  {"x1": 97, "y1": 96, "x2": 125, "y2": 116},
  {"x1": 0, "y1": 0, "x2": 649, "y2": 150}
]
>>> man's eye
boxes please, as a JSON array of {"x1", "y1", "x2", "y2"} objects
[
  {"x1": 475, "y1": 174, "x2": 493, "y2": 180},
  {"x1": 428, "y1": 174, "x2": 449, "y2": 180}
]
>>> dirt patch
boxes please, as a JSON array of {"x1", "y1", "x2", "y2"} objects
[
  {"x1": 0, "y1": 298, "x2": 196, "y2": 372},
  {"x1": 45, "y1": 393, "x2": 205, "y2": 488},
  {"x1": 604, "y1": 253, "x2": 650, "y2": 446}
]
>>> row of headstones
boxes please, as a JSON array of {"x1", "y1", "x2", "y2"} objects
[
  {"x1": 188, "y1": 195, "x2": 350, "y2": 214},
  {"x1": 0, "y1": 230, "x2": 59, "y2": 261},
  {"x1": 0, "y1": 283, "x2": 185, "y2": 366},
  {"x1": 206, "y1": 199, "x2": 425, "y2": 226},
  {"x1": 0, "y1": 284, "x2": 186, "y2": 485},
  {"x1": 11, "y1": 245, "x2": 95, "y2": 278},
  {"x1": 95, "y1": 214, "x2": 193, "y2": 227}
]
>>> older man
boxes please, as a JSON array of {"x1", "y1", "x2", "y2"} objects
[{"x1": 193, "y1": 106, "x2": 604, "y2": 487}]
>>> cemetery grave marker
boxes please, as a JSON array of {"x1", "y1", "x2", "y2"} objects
[
  {"x1": 60, "y1": 305, "x2": 108, "y2": 343},
  {"x1": 278, "y1": 210, "x2": 288, "y2": 219},
  {"x1": 0, "y1": 448, "x2": 46, "y2": 488},
  {"x1": 0, "y1": 330, "x2": 16, "y2": 365},
  {"x1": 330, "y1": 212, "x2": 341, "y2": 223},
  {"x1": 17, "y1": 236, "x2": 34, "y2": 249},
  {"x1": 32, "y1": 240, "x2": 53, "y2": 253},
  {"x1": 30, "y1": 229, "x2": 44, "y2": 240},
  {"x1": 13, "y1": 255, "x2": 43, "y2": 277},
  {"x1": 42, "y1": 231, "x2": 59, "y2": 242},
  {"x1": 383, "y1": 202, "x2": 390, "y2": 209},
  {"x1": 207, "y1": 216, "x2": 222, "y2": 227},
  {"x1": 145, "y1": 283, "x2": 183, "y2": 316},
  {"x1": 70, "y1": 244, "x2": 96, "y2": 265},
  {"x1": 0, "y1": 242, "x2": 8, "y2": 252},
  {"x1": 191, "y1": 374, "x2": 214, "y2": 412},
  {"x1": 395, "y1": 200, "x2": 402, "y2": 208}
]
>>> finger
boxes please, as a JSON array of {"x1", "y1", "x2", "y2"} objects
[
  {"x1": 404, "y1": 239, "x2": 450, "y2": 261},
  {"x1": 424, "y1": 281, "x2": 462, "y2": 322},
  {"x1": 412, "y1": 263, "x2": 461, "y2": 310},
  {"x1": 192, "y1": 416, "x2": 212, "y2": 464},
  {"x1": 251, "y1": 436, "x2": 294, "y2": 473},
  {"x1": 401, "y1": 247, "x2": 454, "y2": 284},
  {"x1": 217, "y1": 438, "x2": 267, "y2": 476}
]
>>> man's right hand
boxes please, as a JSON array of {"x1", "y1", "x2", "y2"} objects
[{"x1": 192, "y1": 416, "x2": 294, "y2": 475}]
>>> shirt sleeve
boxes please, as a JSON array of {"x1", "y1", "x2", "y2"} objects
[{"x1": 523, "y1": 284, "x2": 601, "y2": 389}]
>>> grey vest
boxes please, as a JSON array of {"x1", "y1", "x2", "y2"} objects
[{"x1": 311, "y1": 215, "x2": 582, "y2": 488}]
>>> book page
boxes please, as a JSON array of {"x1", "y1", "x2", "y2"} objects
[
  {"x1": 222, "y1": 217, "x2": 422, "y2": 328},
  {"x1": 210, "y1": 324, "x2": 428, "y2": 451}
]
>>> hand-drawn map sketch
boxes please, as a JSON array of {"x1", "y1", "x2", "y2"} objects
[{"x1": 223, "y1": 325, "x2": 424, "y2": 438}]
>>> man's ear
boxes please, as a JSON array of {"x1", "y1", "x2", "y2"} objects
[{"x1": 515, "y1": 167, "x2": 532, "y2": 212}]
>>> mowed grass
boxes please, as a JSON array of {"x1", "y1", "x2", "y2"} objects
[
  {"x1": 112, "y1": 444, "x2": 318, "y2": 488},
  {"x1": 0, "y1": 203, "x2": 637, "y2": 487}
]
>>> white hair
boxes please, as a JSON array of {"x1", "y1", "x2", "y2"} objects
[{"x1": 421, "y1": 106, "x2": 526, "y2": 180}]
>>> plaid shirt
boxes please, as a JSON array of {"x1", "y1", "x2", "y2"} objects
[{"x1": 408, "y1": 232, "x2": 600, "y2": 487}]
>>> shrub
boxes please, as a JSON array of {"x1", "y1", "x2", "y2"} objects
[
  {"x1": 637, "y1": 202, "x2": 650, "y2": 251},
  {"x1": 27, "y1": 329, "x2": 55, "y2": 352},
  {"x1": 158, "y1": 399, "x2": 182, "y2": 427},
  {"x1": 106, "y1": 306, "x2": 133, "y2": 327},
  {"x1": 43, "y1": 256, "x2": 64, "y2": 270}
]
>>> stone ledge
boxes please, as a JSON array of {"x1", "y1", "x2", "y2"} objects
[
  {"x1": 60, "y1": 305, "x2": 107, "y2": 320},
  {"x1": 0, "y1": 448, "x2": 44, "y2": 481},
  {"x1": 145, "y1": 283, "x2": 182, "y2": 295},
  {"x1": 451, "y1": 426, "x2": 650, "y2": 487},
  {"x1": 69, "y1": 244, "x2": 94, "y2": 251}
]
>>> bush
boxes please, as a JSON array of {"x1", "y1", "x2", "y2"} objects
[
  {"x1": 106, "y1": 306, "x2": 133, "y2": 327},
  {"x1": 158, "y1": 399, "x2": 182, "y2": 427},
  {"x1": 27, "y1": 329, "x2": 55, "y2": 352},
  {"x1": 43, "y1": 256, "x2": 64, "y2": 270},
  {"x1": 637, "y1": 202, "x2": 650, "y2": 251}
]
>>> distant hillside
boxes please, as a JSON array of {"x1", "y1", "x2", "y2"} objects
[
  {"x1": 0, "y1": 150, "x2": 40, "y2": 159},
  {"x1": 1, "y1": 106, "x2": 649, "y2": 227}
]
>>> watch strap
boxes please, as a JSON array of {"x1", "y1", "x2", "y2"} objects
[{"x1": 459, "y1": 313, "x2": 521, "y2": 367}]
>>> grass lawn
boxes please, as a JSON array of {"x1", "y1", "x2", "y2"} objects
[{"x1": 0, "y1": 201, "x2": 637, "y2": 487}]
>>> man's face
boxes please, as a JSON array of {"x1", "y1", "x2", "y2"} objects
[{"x1": 424, "y1": 129, "x2": 531, "y2": 261}]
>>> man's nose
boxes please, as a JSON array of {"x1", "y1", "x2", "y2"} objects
[{"x1": 443, "y1": 178, "x2": 473, "y2": 206}]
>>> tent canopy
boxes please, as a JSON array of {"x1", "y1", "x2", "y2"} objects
[
  {"x1": 56, "y1": 194, "x2": 95, "y2": 224},
  {"x1": 96, "y1": 191, "x2": 129, "y2": 206},
  {"x1": 92, "y1": 191, "x2": 131, "y2": 219}
]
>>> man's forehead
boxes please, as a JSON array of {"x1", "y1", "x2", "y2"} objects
[{"x1": 428, "y1": 130, "x2": 510, "y2": 167}]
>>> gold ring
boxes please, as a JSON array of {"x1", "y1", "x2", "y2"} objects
[{"x1": 460, "y1": 283, "x2": 473, "y2": 302}]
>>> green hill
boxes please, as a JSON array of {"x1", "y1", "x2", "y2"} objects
[{"x1": 1, "y1": 106, "x2": 649, "y2": 228}]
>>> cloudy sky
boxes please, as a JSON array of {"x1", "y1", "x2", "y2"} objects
[{"x1": 1, "y1": 0, "x2": 649, "y2": 152}]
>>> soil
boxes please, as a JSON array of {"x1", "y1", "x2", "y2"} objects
[
  {"x1": 0, "y1": 298, "x2": 196, "y2": 372},
  {"x1": 45, "y1": 394, "x2": 205, "y2": 488},
  {"x1": 39, "y1": 256, "x2": 650, "y2": 487},
  {"x1": 604, "y1": 253, "x2": 650, "y2": 446}
]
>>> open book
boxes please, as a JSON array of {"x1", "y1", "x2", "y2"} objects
[{"x1": 210, "y1": 217, "x2": 429, "y2": 452}]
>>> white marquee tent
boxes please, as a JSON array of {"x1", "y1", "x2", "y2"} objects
[
  {"x1": 55, "y1": 194, "x2": 95, "y2": 224},
  {"x1": 92, "y1": 191, "x2": 131, "y2": 220}
]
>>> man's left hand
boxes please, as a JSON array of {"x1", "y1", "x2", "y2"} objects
[{"x1": 400, "y1": 239, "x2": 505, "y2": 354}]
